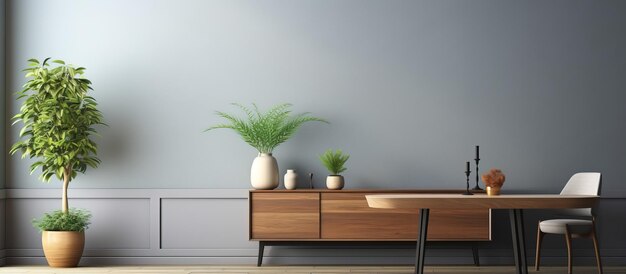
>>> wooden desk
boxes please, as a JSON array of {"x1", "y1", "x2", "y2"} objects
[{"x1": 366, "y1": 194, "x2": 598, "y2": 274}]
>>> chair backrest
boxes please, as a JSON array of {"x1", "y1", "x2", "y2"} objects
[{"x1": 559, "y1": 172, "x2": 601, "y2": 217}]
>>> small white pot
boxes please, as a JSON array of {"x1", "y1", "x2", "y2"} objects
[
  {"x1": 284, "y1": 169, "x2": 298, "y2": 190},
  {"x1": 250, "y1": 153, "x2": 279, "y2": 190},
  {"x1": 326, "y1": 175, "x2": 344, "y2": 190}
]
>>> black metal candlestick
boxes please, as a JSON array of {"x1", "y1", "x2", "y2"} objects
[
  {"x1": 309, "y1": 173, "x2": 314, "y2": 189},
  {"x1": 473, "y1": 157, "x2": 483, "y2": 190},
  {"x1": 463, "y1": 170, "x2": 473, "y2": 195}
]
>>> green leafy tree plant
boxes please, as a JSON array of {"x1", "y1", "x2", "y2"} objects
[
  {"x1": 319, "y1": 149, "x2": 350, "y2": 175},
  {"x1": 10, "y1": 58, "x2": 105, "y2": 221},
  {"x1": 206, "y1": 103, "x2": 327, "y2": 153}
]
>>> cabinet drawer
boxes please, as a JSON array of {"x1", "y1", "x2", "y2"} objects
[
  {"x1": 250, "y1": 193, "x2": 320, "y2": 239},
  {"x1": 321, "y1": 193, "x2": 490, "y2": 240}
]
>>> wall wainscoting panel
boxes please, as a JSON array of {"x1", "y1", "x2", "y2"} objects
[
  {"x1": 0, "y1": 197, "x2": 6, "y2": 267},
  {"x1": 6, "y1": 198, "x2": 150, "y2": 250},
  {"x1": 3, "y1": 188, "x2": 626, "y2": 266},
  {"x1": 160, "y1": 198, "x2": 254, "y2": 250}
]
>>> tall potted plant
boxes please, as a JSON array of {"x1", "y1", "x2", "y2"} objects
[
  {"x1": 10, "y1": 58, "x2": 105, "y2": 267},
  {"x1": 206, "y1": 103, "x2": 327, "y2": 189}
]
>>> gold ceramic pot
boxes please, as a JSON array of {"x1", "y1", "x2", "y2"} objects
[
  {"x1": 42, "y1": 231, "x2": 85, "y2": 267},
  {"x1": 486, "y1": 186, "x2": 501, "y2": 196}
]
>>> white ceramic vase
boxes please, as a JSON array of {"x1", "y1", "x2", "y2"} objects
[
  {"x1": 326, "y1": 175, "x2": 344, "y2": 190},
  {"x1": 284, "y1": 169, "x2": 298, "y2": 190},
  {"x1": 250, "y1": 153, "x2": 279, "y2": 190}
]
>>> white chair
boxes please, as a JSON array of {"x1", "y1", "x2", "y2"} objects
[{"x1": 535, "y1": 172, "x2": 602, "y2": 274}]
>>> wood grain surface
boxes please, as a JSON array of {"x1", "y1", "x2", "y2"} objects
[
  {"x1": 251, "y1": 189, "x2": 486, "y2": 193},
  {"x1": 2, "y1": 265, "x2": 624, "y2": 273},
  {"x1": 250, "y1": 193, "x2": 320, "y2": 239},
  {"x1": 366, "y1": 194, "x2": 598, "y2": 209},
  {"x1": 321, "y1": 193, "x2": 489, "y2": 240}
]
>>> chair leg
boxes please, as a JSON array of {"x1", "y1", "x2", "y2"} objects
[
  {"x1": 591, "y1": 223, "x2": 603, "y2": 274},
  {"x1": 535, "y1": 222, "x2": 544, "y2": 271},
  {"x1": 565, "y1": 225, "x2": 573, "y2": 274}
]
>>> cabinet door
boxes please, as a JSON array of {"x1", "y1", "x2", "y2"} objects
[
  {"x1": 321, "y1": 193, "x2": 490, "y2": 240},
  {"x1": 250, "y1": 193, "x2": 320, "y2": 239}
]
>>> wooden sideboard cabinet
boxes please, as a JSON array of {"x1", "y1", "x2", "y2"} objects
[{"x1": 249, "y1": 189, "x2": 491, "y2": 265}]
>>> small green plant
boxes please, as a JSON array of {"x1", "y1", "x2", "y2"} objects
[
  {"x1": 319, "y1": 149, "x2": 350, "y2": 175},
  {"x1": 10, "y1": 58, "x2": 105, "y2": 216},
  {"x1": 32, "y1": 209, "x2": 91, "y2": 232},
  {"x1": 206, "y1": 103, "x2": 327, "y2": 154}
]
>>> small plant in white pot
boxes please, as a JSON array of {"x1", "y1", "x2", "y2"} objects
[
  {"x1": 319, "y1": 149, "x2": 349, "y2": 190},
  {"x1": 206, "y1": 103, "x2": 327, "y2": 190},
  {"x1": 10, "y1": 58, "x2": 105, "y2": 267}
]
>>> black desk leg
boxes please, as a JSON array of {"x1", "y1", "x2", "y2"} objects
[
  {"x1": 415, "y1": 208, "x2": 430, "y2": 274},
  {"x1": 510, "y1": 209, "x2": 522, "y2": 274},
  {"x1": 509, "y1": 209, "x2": 528, "y2": 274},
  {"x1": 516, "y1": 209, "x2": 528, "y2": 274},
  {"x1": 257, "y1": 241, "x2": 265, "y2": 267}
]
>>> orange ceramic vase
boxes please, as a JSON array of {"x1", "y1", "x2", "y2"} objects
[{"x1": 42, "y1": 231, "x2": 85, "y2": 267}]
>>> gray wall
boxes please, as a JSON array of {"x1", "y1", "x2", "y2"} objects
[
  {"x1": 1, "y1": 0, "x2": 7, "y2": 266},
  {"x1": 3, "y1": 0, "x2": 626, "y2": 266}
]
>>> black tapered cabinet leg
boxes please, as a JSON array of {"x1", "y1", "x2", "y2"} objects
[
  {"x1": 472, "y1": 246, "x2": 480, "y2": 266},
  {"x1": 415, "y1": 208, "x2": 430, "y2": 274},
  {"x1": 257, "y1": 241, "x2": 265, "y2": 267}
]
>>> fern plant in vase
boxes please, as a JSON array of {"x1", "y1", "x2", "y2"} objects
[
  {"x1": 206, "y1": 103, "x2": 327, "y2": 189},
  {"x1": 319, "y1": 149, "x2": 349, "y2": 190}
]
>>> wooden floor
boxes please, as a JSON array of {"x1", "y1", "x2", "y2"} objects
[{"x1": 0, "y1": 265, "x2": 622, "y2": 274}]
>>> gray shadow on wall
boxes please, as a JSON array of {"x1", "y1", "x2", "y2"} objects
[
  {"x1": 92, "y1": 112, "x2": 134, "y2": 187},
  {"x1": 5, "y1": 11, "x2": 20, "y2": 188}
]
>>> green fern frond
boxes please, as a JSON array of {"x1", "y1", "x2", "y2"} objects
[
  {"x1": 206, "y1": 103, "x2": 328, "y2": 153},
  {"x1": 319, "y1": 149, "x2": 350, "y2": 175},
  {"x1": 32, "y1": 208, "x2": 91, "y2": 232}
]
